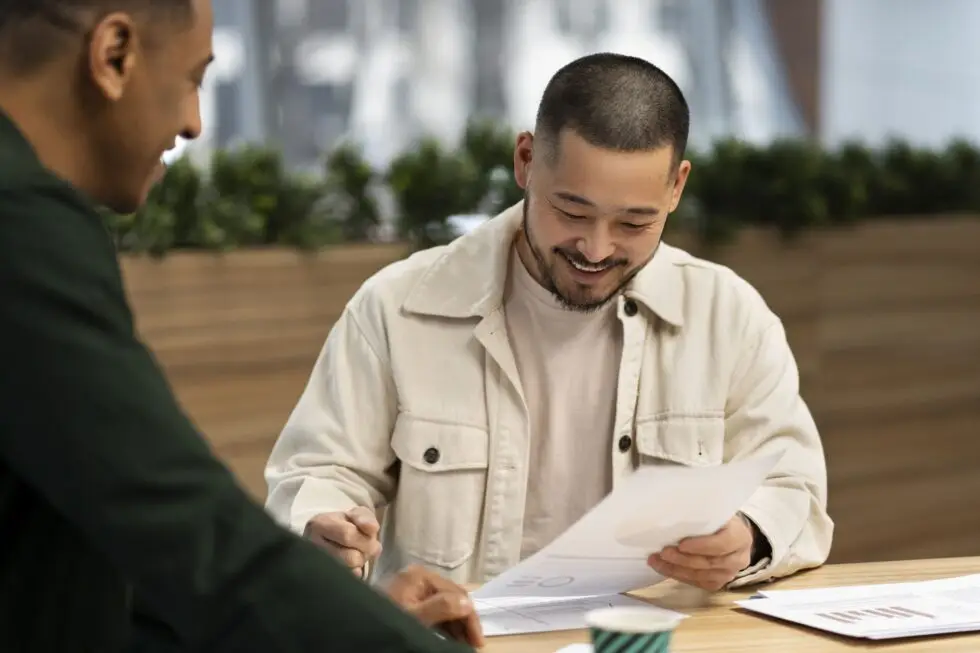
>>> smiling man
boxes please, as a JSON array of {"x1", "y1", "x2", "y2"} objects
[
  {"x1": 266, "y1": 53, "x2": 833, "y2": 593},
  {"x1": 0, "y1": 1, "x2": 480, "y2": 652}
]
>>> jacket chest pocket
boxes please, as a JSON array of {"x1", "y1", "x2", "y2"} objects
[
  {"x1": 389, "y1": 414, "x2": 489, "y2": 569},
  {"x1": 635, "y1": 414, "x2": 727, "y2": 467}
]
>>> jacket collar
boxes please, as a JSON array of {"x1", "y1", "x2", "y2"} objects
[{"x1": 402, "y1": 201, "x2": 685, "y2": 327}]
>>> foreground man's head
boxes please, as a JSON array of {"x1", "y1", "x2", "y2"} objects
[
  {"x1": 513, "y1": 52, "x2": 692, "y2": 312},
  {"x1": 0, "y1": 0, "x2": 213, "y2": 213}
]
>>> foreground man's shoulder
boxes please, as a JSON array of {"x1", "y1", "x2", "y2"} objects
[{"x1": 0, "y1": 183, "x2": 117, "y2": 271}]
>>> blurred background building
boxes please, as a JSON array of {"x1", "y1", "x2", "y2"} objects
[
  {"x1": 183, "y1": 0, "x2": 812, "y2": 169},
  {"x1": 177, "y1": 0, "x2": 980, "y2": 171}
]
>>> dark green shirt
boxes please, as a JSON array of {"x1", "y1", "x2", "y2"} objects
[{"x1": 0, "y1": 110, "x2": 470, "y2": 653}]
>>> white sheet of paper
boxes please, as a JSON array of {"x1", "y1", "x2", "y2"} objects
[
  {"x1": 472, "y1": 452, "x2": 782, "y2": 602},
  {"x1": 554, "y1": 646, "x2": 592, "y2": 653},
  {"x1": 475, "y1": 594, "x2": 680, "y2": 637},
  {"x1": 737, "y1": 574, "x2": 980, "y2": 640}
]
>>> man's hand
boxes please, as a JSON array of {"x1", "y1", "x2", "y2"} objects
[
  {"x1": 304, "y1": 507, "x2": 383, "y2": 577},
  {"x1": 647, "y1": 514, "x2": 755, "y2": 591},
  {"x1": 384, "y1": 565, "x2": 485, "y2": 649}
]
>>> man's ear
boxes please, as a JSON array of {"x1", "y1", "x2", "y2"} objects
[
  {"x1": 513, "y1": 131, "x2": 534, "y2": 190},
  {"x1": 668, "y1": 159, "x2": 692, "y2": 214},
  {"x1": 87, "y1": 12, "x2": 139, "y2": 101}
]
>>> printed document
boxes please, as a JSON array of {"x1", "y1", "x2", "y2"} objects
[
  {"x1": 471, "y1": 452, "x2": 783, "y2": 635},
  {"x1": 737, "y1": 573, "x2": 980, "y2": 639}
]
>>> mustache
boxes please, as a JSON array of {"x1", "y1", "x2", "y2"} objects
[{"x1": 554, "y1": 248, "x2": 628, "y2": 269}]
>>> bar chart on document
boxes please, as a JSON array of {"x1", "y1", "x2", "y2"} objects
[{"x1": 737, "y1": 573, "x2": 980, "y2": 640}]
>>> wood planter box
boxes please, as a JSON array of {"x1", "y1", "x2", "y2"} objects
[{"x1": 121, "y1": 217, "x2": 980, "y2": 566}]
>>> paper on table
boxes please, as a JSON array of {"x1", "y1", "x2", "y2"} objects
[
  {"x1": 474, "y1": 594, "x2": 682, "y2": 637},
  {"x1": 473, "y1": 452, "x2": 782, "y2": 602},
  {"x1": 737, "y1": 574, "x2": 980, "y2": 640}
]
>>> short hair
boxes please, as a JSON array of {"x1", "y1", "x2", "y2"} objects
[
  {"x1": 534, "y1": 52, "x2": 690, "y2": 169},
  {"x1": 0, "y1": 0, "x2": 192, "y2": 74}
]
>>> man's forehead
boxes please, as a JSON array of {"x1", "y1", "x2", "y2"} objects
[
  {"x1": 544, "y1": 146, "x2": 675, "y2": 189},
  {"x1": 139, "y1": 5, "x2": 211, "y2": 63}
]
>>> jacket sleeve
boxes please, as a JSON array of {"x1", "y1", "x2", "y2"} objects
[
  {"x1": 722, "y1": 318, "x2": 834, "y2": 588},
  {"x1": 265, "y1": 299, "x2": 399, "y2": 535},
  {"x1": 0, "y1": 192, "x2": 469, "y2": 653}
]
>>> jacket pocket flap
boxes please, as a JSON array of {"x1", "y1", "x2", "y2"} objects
[
  {"x1": 391, "y1": 414, "x2": 490, "y2": 472},
  {"x1": 636, "y1": 414, "x2": 726, "y2": 466}
]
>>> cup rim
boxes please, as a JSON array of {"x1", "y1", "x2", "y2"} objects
[{"x1": 585, "y1": 606, "x2": 683, "y2": 634}]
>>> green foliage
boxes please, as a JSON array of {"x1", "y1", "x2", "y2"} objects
[
  {"x1": 323, "y1": 142, "x2": 380, "y2": 242},
  {"x1": 387, "y1": 137, "x2": 481, "y2": 248},
  {"x1": 459, "y1": 118, "x2": 525, "y2": 215},
  {"x1": 104, "y1": 119, "x2": 980, "y2": 257}
]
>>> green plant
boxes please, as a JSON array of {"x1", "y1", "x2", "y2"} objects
[
  {"x1": 387, "y1": 137, "x2": 481, "y2": 249},
  {"x1": 459, "y1": 118, "x2": 524, "y2": 215},
  {"x1": 323, "y1": 142, "x2": 380, "y2": 242},
  {"x1": 207, "y1": 146, "x2": 282, "y2": 247},
  {"x1": 104, "y1": 121, "x2": 980, "y2": 258}
]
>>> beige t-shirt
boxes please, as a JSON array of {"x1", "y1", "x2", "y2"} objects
[{"x1": 504, "y1": 251, "x2": 624, "y2": 559}]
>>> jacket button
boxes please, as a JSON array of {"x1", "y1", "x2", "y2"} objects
[
  {"x1": 623, "y1": 299, "x2": 638, "y2": 317},
  {"x1": 618, "y1": 435, "x2": 633, "y2": 453},
  {"x1": 423, "y1": 447, "x2": 440, "y2": 464}
]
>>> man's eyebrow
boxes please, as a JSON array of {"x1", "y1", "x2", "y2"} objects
[
  {"x1": 553, "y1": 191, "x2": 659, "y2": 216},
  {"x1": 554, "y1": 191, "x2": 595, "y2": 207}
]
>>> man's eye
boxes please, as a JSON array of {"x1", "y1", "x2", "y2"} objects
[
  {"x1": 560, "y1": 210, "x2": 587, "y2": 220},
  {"x1": 623, "y1": 223, "x2": 646, "y2": 230}
]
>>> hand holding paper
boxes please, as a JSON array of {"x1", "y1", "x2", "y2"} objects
[
  {"x1": 648, "y1": 513, "x2": 755, "y2": 591},
  {"x1": 472, "y1": 453, "x2": 784, "y2": 637}
]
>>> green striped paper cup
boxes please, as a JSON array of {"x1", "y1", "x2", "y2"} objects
[{"x1": 586, "y1": 606, "x2": 681, "y2": 653}]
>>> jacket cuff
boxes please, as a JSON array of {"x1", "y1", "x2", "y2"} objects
[
  {"x1": 726, "y1": 487, "x2": 798, "y2": 588},
  {"x1": 288, "y1": 479, "x2": 361, "y2": 535}
]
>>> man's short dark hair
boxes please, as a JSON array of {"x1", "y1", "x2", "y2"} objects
[
  {"x1": 534, "y1": 52, "x2": 690, "y2": 169},
  {"x1": 0, "y1": 0, "x2": 192, "y2": 74}
]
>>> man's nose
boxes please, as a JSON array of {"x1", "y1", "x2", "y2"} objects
[
  {"x1": 182, "y1": 95, "x2": 203, "y2": 141},
  {"x1": 576, "y1": 229, "x2": 616, "y2": 263}
]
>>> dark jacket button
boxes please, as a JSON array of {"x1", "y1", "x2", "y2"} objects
[
  {"x1": 618, "y1": 435, "x2": 633, "y2": 453},
  {"x1": 623, "y1": 300, "x2": 638, "y2": 317},
  {"x1": 423, "y1": 447, "x2": 440, "y2": 464}
]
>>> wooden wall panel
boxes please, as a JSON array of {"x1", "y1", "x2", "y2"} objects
[{"x1": 120, "y1": 218, "x2": 980, "y2": 562}]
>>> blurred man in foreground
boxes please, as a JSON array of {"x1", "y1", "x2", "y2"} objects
[
  {"x1": 266, "y1": 53, "x2": 833, "y2": 591},
  {"x1": 0, "y1": 1, "x2": 480, "y2": 651}
]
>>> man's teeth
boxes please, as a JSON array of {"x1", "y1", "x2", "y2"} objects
[{"x1": 569, "y1": 259, "x2": 609, "y2": 273}]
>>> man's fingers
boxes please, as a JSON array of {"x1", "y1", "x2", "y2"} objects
[
  {"x1": 311, "y1": 516, "x2": 380, "y2": 555},
  {"x1": 334, "y1": 547, "x2": 367, "y2": 570},
  {"x1": 658, "y1": 545, "x2": 746, "y2": 571},
  {"x1": 412, "y1": 593, "x2": 484, "y2": 648},
  {"x1": 308, "y1": 537, "x2": 366, "y2": 570},
  {"x1": 676, "y1": 530, "x2": 739, "y2": 557},
  {"x1": 347, "y1": 506, "x2": 381, "y2": 537},
  {"x1": 410, "y1": 592, "x2": 473, "y2": 626},
  {"x1": 445, "y1": 613, "x2": 486, "y2": 649},
  {"x1": 648, "y1": 554, "x2": 732, "y2": 592}
]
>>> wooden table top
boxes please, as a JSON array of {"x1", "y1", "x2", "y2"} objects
[{"x1": 481, "y1": 556, "x2": 980, "y2": 652}]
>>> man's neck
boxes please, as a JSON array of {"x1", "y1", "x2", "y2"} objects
[
  {"x1": 513, "y1": 229, "x2": 550, "y2": 291},
  {"x1": 0, "y1": 77, "x2": 98, "y2": 194}
]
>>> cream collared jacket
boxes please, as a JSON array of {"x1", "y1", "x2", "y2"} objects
[{"x1": 264, "y1": 203, "x2": 833, "y2": 587}]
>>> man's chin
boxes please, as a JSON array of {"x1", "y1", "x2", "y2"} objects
[{"x1": 553, "y1": 283, "x2": 618, "y2": 312}]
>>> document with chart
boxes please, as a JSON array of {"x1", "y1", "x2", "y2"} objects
[
  {"x1": 470, "y1": 452, "x2": 783, "y2": 635},
  {"x1": 737, "y1": 573, "x2": 980, "y2": 639}
]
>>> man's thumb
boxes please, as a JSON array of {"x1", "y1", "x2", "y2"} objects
[
  {"x1": 346, "y1": 506, "x2": 380, "y2": 536},
  {"x1": 411, "y1": 593, "x2": 472, "y2": 626}
]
